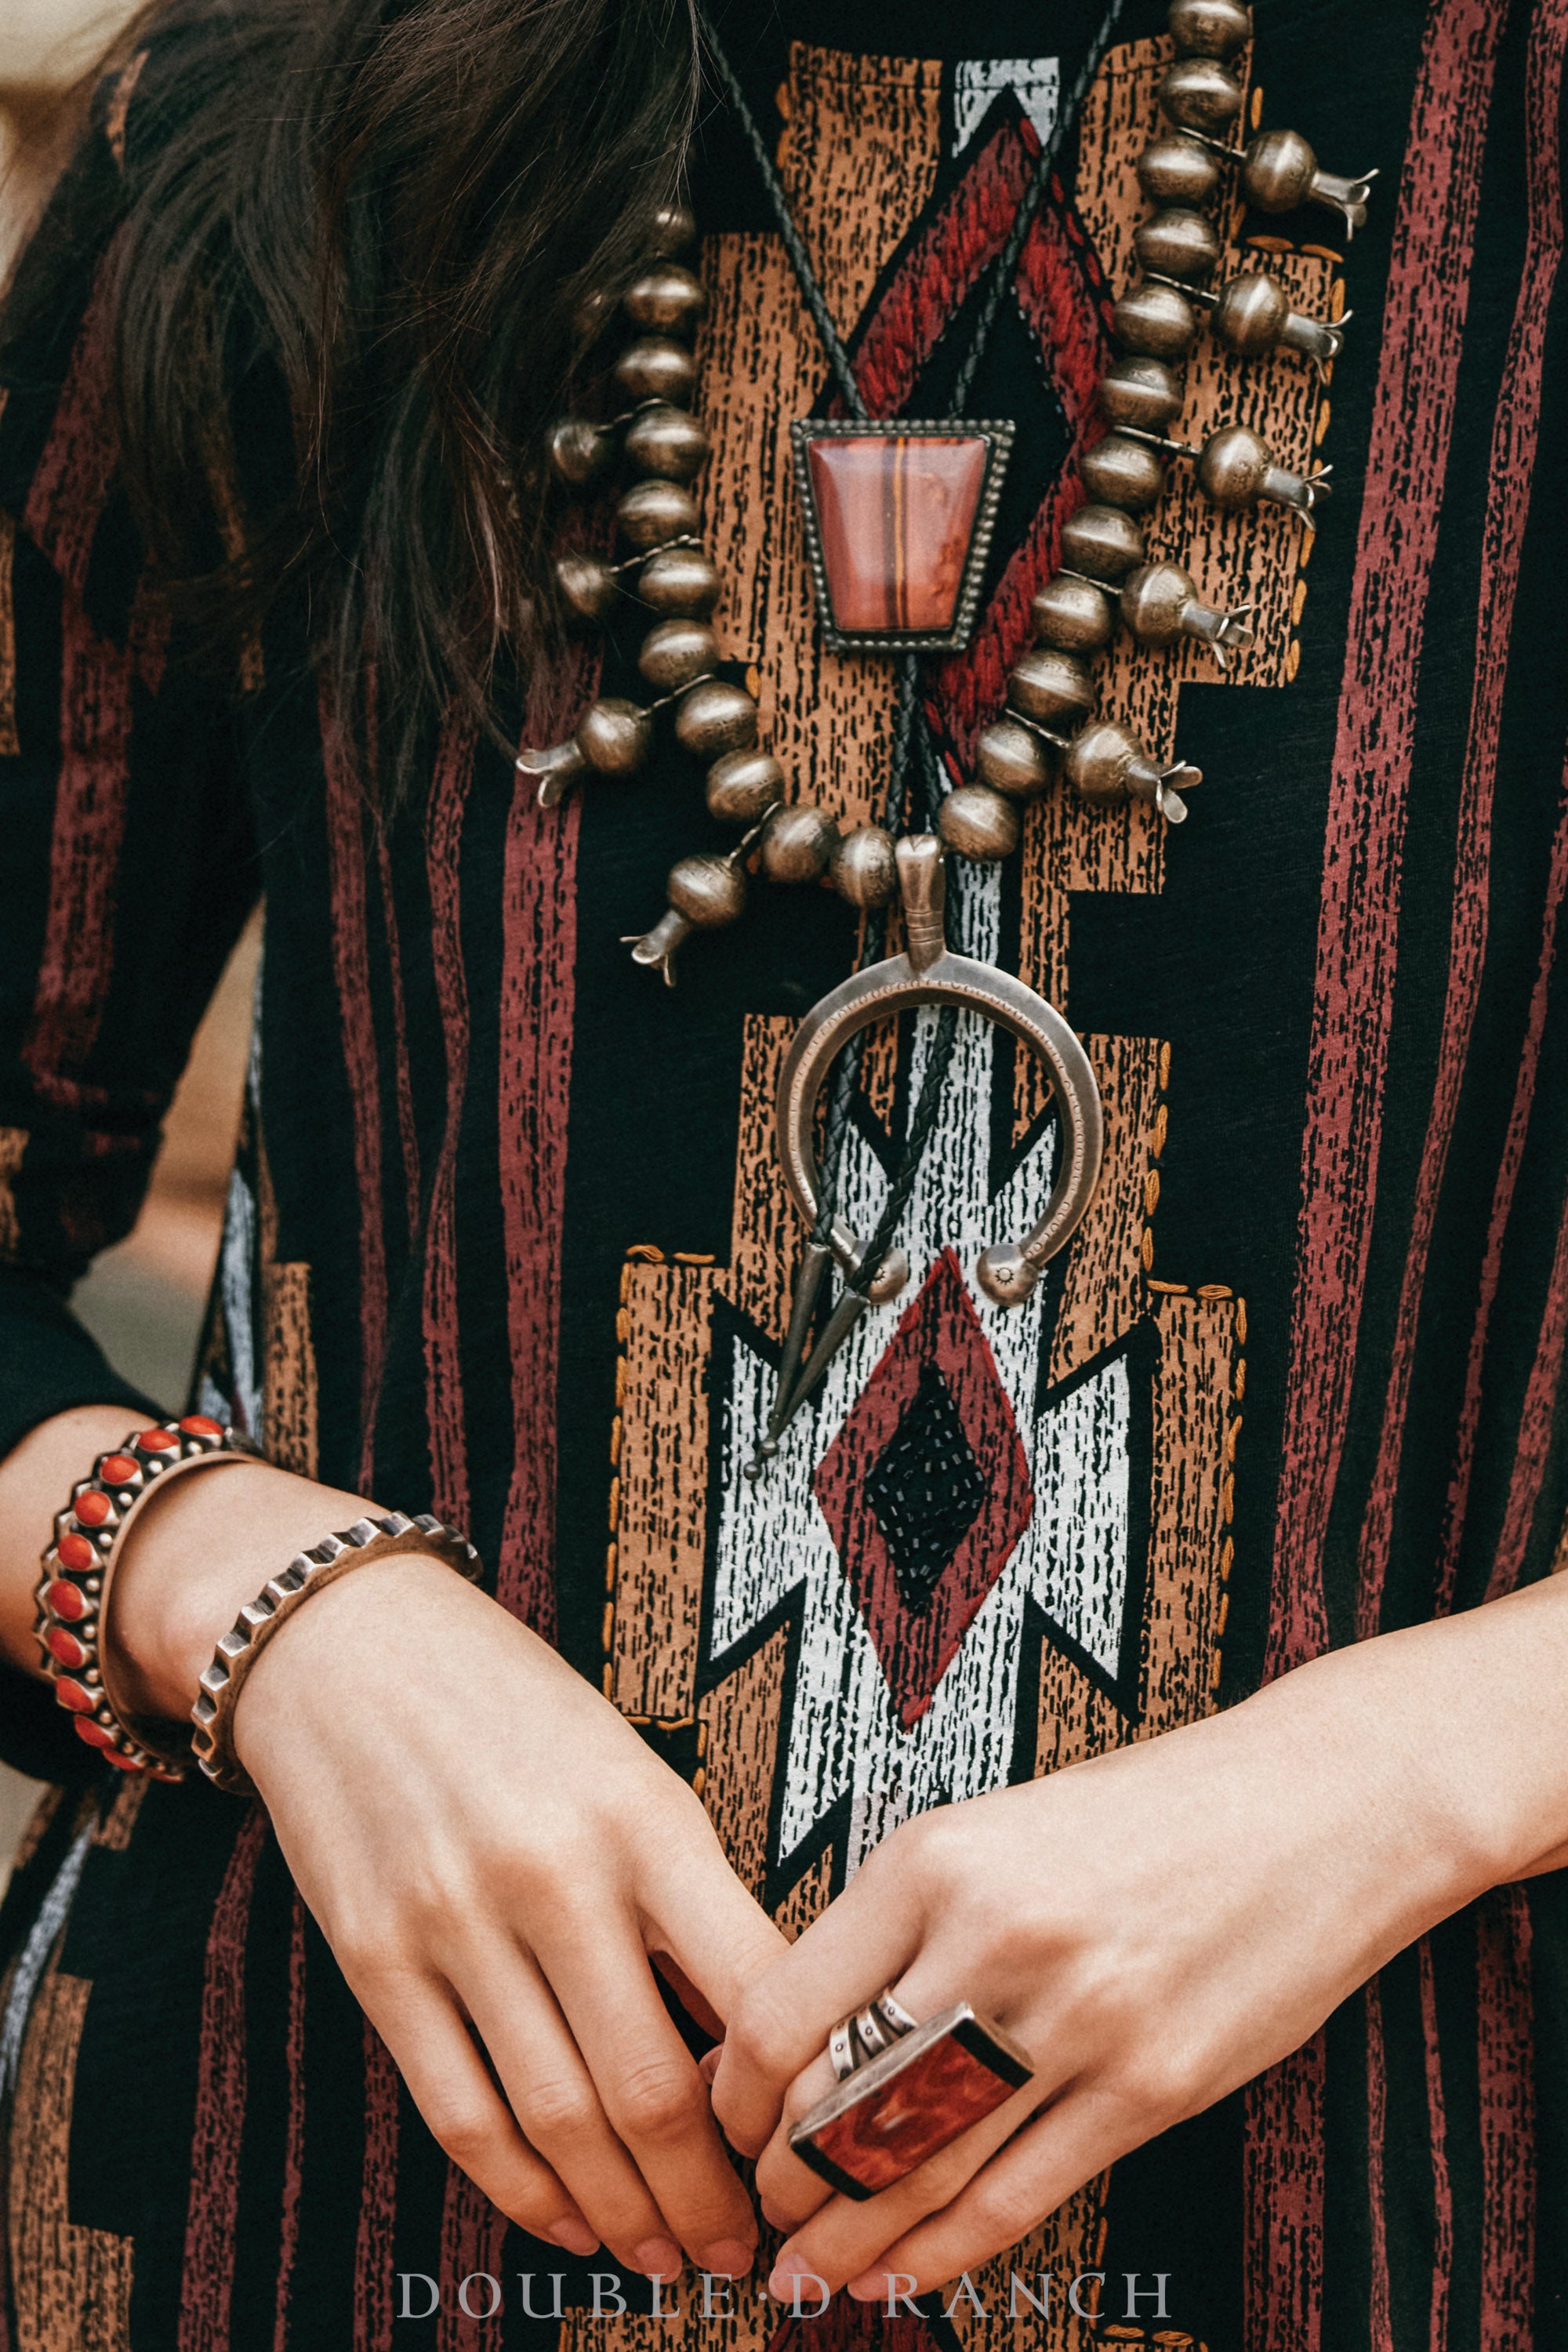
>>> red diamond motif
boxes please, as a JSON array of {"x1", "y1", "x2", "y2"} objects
[{"x1": 814, "y1": 1249, "x2": 1034, "y2": 1728}]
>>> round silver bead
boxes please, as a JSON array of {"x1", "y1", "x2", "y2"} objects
[
  {"x1": 637, "y1": 618, "x2": 718, "y2": 691},
  {"x1": 829, "y1": 826, "x2": 899, "y2": 906},
  {"x1": 1098, "y1": 358, "x2": 1185, "y2": 434},
  {"x1": 1134, "y1": 205, "x2": 1222, "y2": 284},
  {"x1": 1063, "y1": 719, "x2": 1142, "y2": 808},
  {"x1": 673, "y1": 679, "x2": 758, "y2": 757},
  {"x1": 1212, "y1": 272, "x2": 1289, "y2": 357},
  {"x1": 1168, "y1": 0, "x2": 1253, "y2": 58},
  {"x1": 1158, "y1": 57, "x2": 1245, "y2": 134},
  {"x1": 706, "y1": 749, "x2": 785, "y2": 825},
  {"x1": 575, "y1": 699, "x2": 653, "y2": 777},
  {"x1": 623, "y1": 404, "x2": 710, "y2": 483},
  {"x1": 1078, "y1": 433, "x2": 1168, "y2": 514},
  {"x1": 761, "y1": 802, "x2": 839, "y2": 884},
  {"x1": 938, "y1": 785, "x2": 1020, "y2": 860},
  {"x1": 1058, "y1": 502, "x2": 1146, "y2": 585},
  {"x1": 550, "y1": 419, "x2": 615, "y2": 485},
  {"x1": 554, "y1": 553, "x2": 619, "y2": 624},
  {"x1": 1032, "y1": 571, "x2": 1116, "y2": 652},
  {"x1": 1241, "y1": 127, "x2": 1317, "y2": 213},
  {"x1": 637, "y1": 544, "x2": 720, "y2": 618},
  {"x1": 1196, "y1": 423, "x2": 1271, "y2": 509},
  {"x1": 616, "y1": 479, "x2": 701, "y2": 549},
  {"x1": 667, "y1": 853, "x2": 746, "y2": 927},
  {"x1": 614, "y1": 336, "x2": 698, "y2": 405},
  {"x1": 647, "y1": 201, "x2": 698, "y2": 256},
  {"x1": 1008, "y1": 647, "x2": 1097, "y2": 728},
  {"x1": 1137, "y1": 136, "x2": 1224, "y2": 208},
  {"x1": 975, "y1": 717, "x2": 1054, "y2": 800},
  {"x1": 623, "y1": 263, "x2": 706, "y2": 335},
  {"x1": 1112, "y1": 279, "x2": 1198, "y2": 361},
  {"x1": 1120, "y1": 561, "x2": 1200, "y2": 648}
]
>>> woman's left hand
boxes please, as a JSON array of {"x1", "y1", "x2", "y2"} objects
[{"x1": 708, "y1": 1605, "x2": 1557, "y2": 2303}]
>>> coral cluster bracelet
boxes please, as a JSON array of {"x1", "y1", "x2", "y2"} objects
[
  {"x1": 192, "y1": 1512, "x2": 481, "y2": 1798},
  {"x1": 34, "y1": 1417, "x2": 256, "y2": 1778}
]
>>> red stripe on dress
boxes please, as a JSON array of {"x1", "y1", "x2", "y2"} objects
[
  {"x1": 354, "y1": 2023, "x2": 401, "y2": 2352},
  {"x1": 435, "y1": 2169, "x2": 508, "y2": 2352},
  {"x1": 1263, "y1": 0, "x2": 1504, "y2": 1683},
  {"x1": 495, "y1": 648, "x2": 597, "y2": 1635},
  {"x1": 1475, "y1": 1887, "x2": 1534, "y2": 2351},
  {"x1": 375, "y1": 818, "x2": 423, "y2": 1245},
  {"x1": 1365, "y1": 1981, "x2": 1393, "y2": 2352},
  {"x1": 21, "y1": 264, "x2": 121, "y2": 595},
  {"x1": 321, "y1": 696, "x2": 392, "y2": 1491},
  {"x1": 177, "y1": 1809, "x2": 267, "y2": 2352},
  {"x1": 422, "y1": 709, "x2": 479, "y2": 1534},
  {"x1": 1242, "y1": 2027, "x2": 1327, "y2": 2352},
  {"x1": 1357, "y1": 0, "x2": 1568, "y2": 1638},
  {"x1": 1419, "y1": 1936, "x2": 1454, "y2": 2352},
  {"x1": 271, "y1": 1893, "x2": 307, "y2": 2352}
]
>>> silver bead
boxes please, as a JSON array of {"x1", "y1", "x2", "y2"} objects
[
  {"x1": 1168, "y1": 0, "x2": 1252, "y2": 58},
  {"x1": 637, "y1": 617, "x2": 718, "y2": 691},
  {"x1": 1032, "y1": 571, "x2": 1116, "y2": 652},
  {"x1": 1138, "y1": 136, "x2": 1223, "y2": 208},
  {"x1": 1134, "y1": 205, "x2": 1221, "y2": 284},
  {"x1": 554, "y1": 552, "x2": 619, "y2": 624},
  {"x1": 1078, "y1": 433, "x2": 1168, "y2": 514},
  {"x1": 1196, "y1": 424, "x2": 1332, "y2": 528},
  {"x1": 1158, "y1": 58, "x2": 1244, "y2": 135},
  {"x1": 706, "y1": 748, "x2": 785, "y2": 825},
  {"x1": 1059, "y1": 502, "x2": 1146, "y2": 585},
  {"x1": 1008, "y1": 647, "x2": 1097, "y2": 728},
  {"x1": 614, "y1": 336, "x2": 698, "y2": 405},
  {"x1": 1098, "y1": 357, "x2": 1185, "y2": 434},
  {"x1": 623, "y1": 403, "x2": 710, "y2": 483},
  {"x1": 938, "y1": 784, "x2": 1020, "y2": 860},
  {"x1": 669, "y1": 851, "x2": 747, "y2": 925},
  {"x1": 648, "y1": 201, "x2": 698, "y2": 256},
  {"x1": 829, "y1": 826, "x2": 899, "y2": 906},
  {"x1": 1212, "y1": 272, "x2": 1346, "y2": 374},
  {"x1": 638, "y1": 543, "x2": 720, "y2": 617},
  {"x1": 761, "y1": 802, "x2": 839, "y2": 884},
  {"x1": 550, "y1": 419, "x2": 615, "y2": 485},
  {"x1": 1240, "y1": 129, "x2": 1376, "y2": 238},
  {"x1": 575, "y1": 698, "x2": 653, "y2": 777},
  {"x1": 617, "y1": 479, "x2": 701, "y2": 549},
  {"x1": 517, "y1": 737, "x2": 587, "y2": 809},
  {"x1": 623, "y1": 263, "x2": 706, "y2": 335},
  {"x1": 975, "y1": 717, "x2": 1055, "y2": 800},
  {"x1": 673, "y1": 678, "x2": 757, "y2": 757},
  {"x1": 1120, "y1": 561, "x2": 1256, "y2": 668},
  {"x1": 1112, "y1": 279, "x2": 1199, "y2": 361},
  {"x1": 1065, "y1": 720, "x2": 1203, "y2": 821}
]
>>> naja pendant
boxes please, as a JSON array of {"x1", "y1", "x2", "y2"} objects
[{"x1": 755, "y1": 836, "x2": 1104, "y2": 1465}]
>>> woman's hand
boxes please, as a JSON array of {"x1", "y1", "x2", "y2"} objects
[{"x1": 711, "y1": 1584, "x2": 1568, "y2": 2301}]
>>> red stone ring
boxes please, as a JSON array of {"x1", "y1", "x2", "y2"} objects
[{"x1": 34, "y1": 1417, "x2": 255, "y2": 1777}]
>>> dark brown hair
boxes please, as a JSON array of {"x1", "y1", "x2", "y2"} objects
[{"x1": 11, "y1": 0, "x2": 701, "y2": 794}]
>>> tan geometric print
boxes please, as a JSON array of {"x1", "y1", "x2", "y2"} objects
[{"x1": 9, "y1": 1973, "x2": 135, "y2": 2352}]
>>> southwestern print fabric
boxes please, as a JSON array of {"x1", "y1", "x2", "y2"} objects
[{"x1": 1, "y1": 3, "x2": 1567, "y2": 2349}]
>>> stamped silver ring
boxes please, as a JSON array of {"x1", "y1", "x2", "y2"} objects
[{"x1": 775, "y1": 835, "x2": 1104, "y2": 1308}]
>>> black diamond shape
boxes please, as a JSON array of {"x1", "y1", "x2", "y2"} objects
[{"x1": 864, "y1": 1363, "x2": 990, "y2": 1616}]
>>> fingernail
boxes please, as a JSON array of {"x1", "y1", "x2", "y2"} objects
[
  {"x1": 768, "y1": 2264, "x2": 796, "y2": 2301},
  {"x1": 699, "y1": 2238, "x2": 754, "y2": 2278},
  {"x1": 633, "y1": 2238, "x2": 682, "y2": 2278},
  {"x1": 848, "y1": 2272, "x2": 883, "y2": 2302},
  {"x1": 548, "y1": 2220, "x2": 599, "y2": 2256}
]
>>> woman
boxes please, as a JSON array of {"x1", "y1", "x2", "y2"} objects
[{"x1": 1, "y1": 0, "x2": 1566, "y2": 2344}]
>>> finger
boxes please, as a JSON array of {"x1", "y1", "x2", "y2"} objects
[
  {"x1": 766, "y1": 2073, "x2": 1047, "y2": 2299},
  {"x1": 535, "y1": 1899, "x2": 762, "y2": 2278},
  {"x1": 711, "y1": 1851, "x2": 925, "y2": 2157},
  {"x1": 365, "y1": 1973, "x2": 597, "y2": 2252},
  {"x1": 459, "y1": 1943, "x2": 681, "y2": 2277},
  {"x1": 843, "y1": 2086, "x2": 1127, "y2": 2299},
  {"x1": 641, "y1": 1809, "x2": 789, "y2": 2027}
]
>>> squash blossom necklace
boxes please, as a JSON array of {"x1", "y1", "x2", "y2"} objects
[{"x1": 520, "y1": 0, "x2": 1372, "y2": 1468}]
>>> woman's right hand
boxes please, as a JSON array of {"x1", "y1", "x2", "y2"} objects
[{"x1": 43, "y1": 1439, "x2": 787, "y2": 2278}]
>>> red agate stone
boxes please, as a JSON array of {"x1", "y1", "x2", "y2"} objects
[
  {"x1": 56, "y1": 1676, "x2": 97, "y2": 1714},
  {"x1": 180, "y1": 1415, "x2": 223, "y2": 1439},
  {"x1": 57, "y1": 1532, "x2": 96, "y2": 1572},
  {"x1": 75, "y1": 1489, "x2": 113, "y2": 1526},
  {"x1": 74, "y1": 1718, "x2": 118, "y2": 1749},
  {"x1": 45, "y1": 1627, "x2": 89, "y2": 1671},
  {"x1": 47, "y1": 1579, "x2": 88, "y2": 1621},
  {"x1": 805, "y1": 434, "x2": 989, "y2": 635},
  {"x1": 101, "y1": 1454, "x2": 140, "y2": 1487},
  {"x1": 137, "y1": 1428, "x2": 180, "y2": 1453}
]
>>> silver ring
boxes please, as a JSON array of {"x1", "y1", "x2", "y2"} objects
[{"x1": 826, "y1": 1986, "x2": 922, "y2": 2081}]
